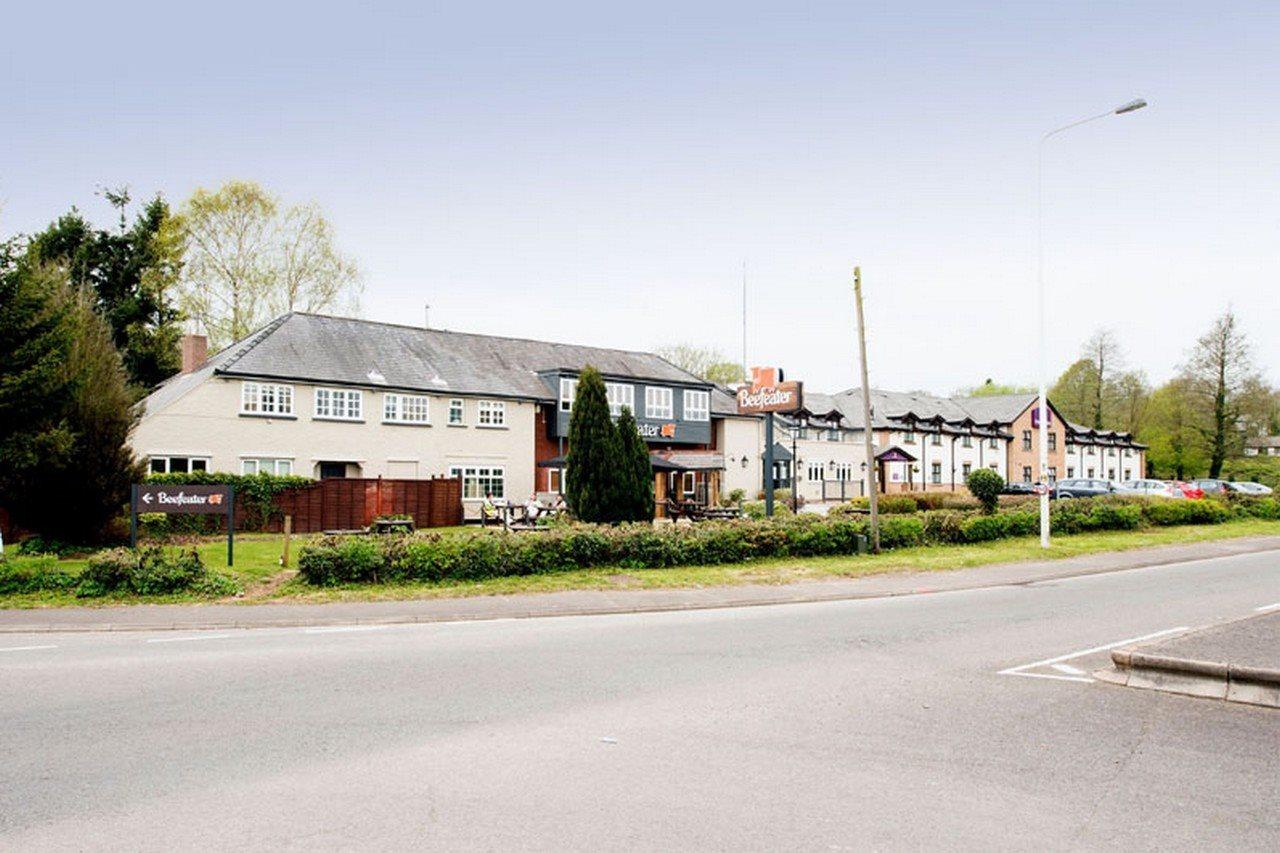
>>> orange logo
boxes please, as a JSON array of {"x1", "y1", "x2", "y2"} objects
[
  {"x1": 660, "y1": 423, "x2": 676, "y2": 438},
  {"x1": 208, "y1": 493, "x2": 224, "y2": 506}
]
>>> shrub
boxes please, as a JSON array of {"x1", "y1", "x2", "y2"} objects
[
  {"x1": 1229, "y1": 496, "x2": 1280, "y2": 520},
  {"x1": 12, "y1": 536, "x2": 80, "y2": 557},
  {"x1": 966, "y1": 469, "x2": 1004, "y2": 514},
  {"x1": 1140, "y1": 498, "x2": 1230, "y2": 526},
  {"x1": 878, "y1": 516, "x2": 924, "y2": 548},
  {"x1": 77, "y1": 546, "x2": 237, "y2": 597},
  {"x1": 877, "y1": 496, "x2": 919, "y2": 514},
  {"x1": 920, "y1": 509, "x2": 970, "y2": 544},
  {"x1": 0, "y1": 555, "x2": 79, "y2": 594},
  {"x1": 722, "y1": 488, "x2": 747, "y2": 507},
  {"x1": 742, "y1": 500, "x2": 792, "y2": 519}
]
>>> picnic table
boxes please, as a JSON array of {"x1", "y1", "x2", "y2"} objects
[
  {"x1": 481, "y1": 500, "x2": 567, "y2": 531},
  {"x1": 372, "y1": 518, "x2": 414, "y2": 534}
]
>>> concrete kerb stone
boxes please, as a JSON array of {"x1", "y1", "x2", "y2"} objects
[{"x1": 1104, "y1": 635, "x2": 1280, "y2": 709}]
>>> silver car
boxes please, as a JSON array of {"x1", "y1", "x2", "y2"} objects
[{"x1": 1117, "y1": 479, "x2": 1178, "y2": 498}]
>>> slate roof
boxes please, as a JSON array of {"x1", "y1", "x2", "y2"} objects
[
  {"x1": 144, "y1": 313, "x2": 721, "y2": 414},
  {"x1": 1245, "y1": 435, "x2": 1280, "y2": 449}
]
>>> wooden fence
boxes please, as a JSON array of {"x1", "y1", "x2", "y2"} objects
[{"x1": 270, "y1": 477, "x2": 463, "y2": 533}]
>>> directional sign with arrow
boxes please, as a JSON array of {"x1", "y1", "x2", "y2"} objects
[{"x1": 131, "y1": 484, "x2": 236, "y2": 565}]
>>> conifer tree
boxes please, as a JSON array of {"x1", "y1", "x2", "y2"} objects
[
  {"x1": 615, "y1": 407, "x2": 655, "y2": 521},
  {"x1": 564, "y1": 366, "x2": 622, "y2": 522}
]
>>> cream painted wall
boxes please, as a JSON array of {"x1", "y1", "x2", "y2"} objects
[
  {"x1": 717, "y1": 416, "x2": 762, "y2": 500},
  {"x1": 132, "y1": 376, "x2": 537, "y2": 516},
  {"x1": 791, "y1": 434, "x2": 870, "y2": 503}
]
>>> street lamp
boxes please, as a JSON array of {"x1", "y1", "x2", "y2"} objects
[{"x1": 1036, "y1": 97, "x2": 1148, "y2": 548}]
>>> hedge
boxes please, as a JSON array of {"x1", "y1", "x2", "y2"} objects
[
  {"x1": 0, "y1": 547, "x2": 240, "y2": 598},
  {"x1": 296, "y1": 494, "x2": 1279, "y2": 586}
]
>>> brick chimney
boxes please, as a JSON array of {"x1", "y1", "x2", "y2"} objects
[{"x1": 180, "y1": 334, "x2": 208, "y2": 374}]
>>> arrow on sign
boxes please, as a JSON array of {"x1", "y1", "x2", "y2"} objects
[{"x1": 142, "y1": 493, "x2": 153, "y2": 504}]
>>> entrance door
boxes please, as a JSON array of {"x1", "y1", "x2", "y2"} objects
[{"x1": 319, "y1": 462, "x2": 347, "y2": 479}]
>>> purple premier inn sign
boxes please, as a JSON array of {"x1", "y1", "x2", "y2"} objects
[{"x1": 131, "y1": 484, "x2": 235, "y2": 565}]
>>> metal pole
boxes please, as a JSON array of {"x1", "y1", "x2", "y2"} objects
[
  {"x1": 227, "y1": 485, "x2": 235, "y2": 567},
  {"x1": 853, "y1": 266, "x2": 880, "y2": 552},
  {"x1": 130, "y1": 484, "x2": 138, "y2": 549},
  {"x1": 764, "y1": 415, "x2": 775, "y2": 517}
]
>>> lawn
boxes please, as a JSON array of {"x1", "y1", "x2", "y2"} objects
[{"x1": 2, "y1": 518, "x2": 1277, "y2": 609}]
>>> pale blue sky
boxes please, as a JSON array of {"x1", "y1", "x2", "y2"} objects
[{"x1": 4, "y1": 1, "x2": 1277, "y2": 393}]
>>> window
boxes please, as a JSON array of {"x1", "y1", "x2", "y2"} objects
[
  {"x1": 559, "y1": 378, "x2": 577, "y2": 412},
  {"x1": 1022, "y1": 465, "x2": 1033, "y2": 483},
  {"x1": 988, "y1": 436, "x2": 999, "y2": 449},
  {"x1": 682, "y1": 389, "x2": 709, "y2": 422},
  {"x1": 148, "y1": 456, "x2": 209, "y2": 474},
  {"x1": 962, "y1": 462, "x2": 972, "y2": 479},
  {"x1": 930, "y1": 462, "x2": 942, "y2": 484},
  {"x1": 314, "y1": 388, "x2": 362, "y2": 420},
  {"x1": 383, "y1": 393, "x2": 430, "y2": 424},
  {"x1": 833, "y1": 463, "x2": 853, "y2": 481},
  {"x1": 1048, "y1": 433, "x2": 1057, "y2": 451},
  {"x1": 807, "y1": 462, "x2": 825, "y2": 481},
  {"x1": 828, "y1": 430, "x2": 841, "y2": 442},
  {"x1": 962, "y1": 434, "x2": 972, "y2": 448},
  {"x1": 241, "y1": 382, "x2": 294, "y2": 416},
  {"x1": 608, "y1": 383, "x2": 636, "y2": 417},
  {"x1": 1124, "y1": 449, "x2": 1132, "y2": 457},
  {"x1": 1107, "y1": 468, "x2": 1116, "y2": 481},
  {"x1": 1108, "y1": 447, "x2": 1116, "y2": 457},
  {"x1": 1067, "y1": 467, "x2": 1075, "y2": 478},
  {"x1": 546, "y1": 468, "x2": 562, "y2": 493},
  {"x1": 448, "y1": 399, "x2": 465, "y2": 425},
  {"x1": 1087, "y1": 467, "x2": 1095, "y2": 478},
  {"x1": 1123, "y1": 468, "x2": 1132, "y2": 480},
  {"x1": 1048, "y1": 466, "x2": 1057, "y2": 483},
  {"x1": 1022, "y1": 430, "x2": 1032, "y2": 451},
  {"x1": 449, "y1": 465, "x2": 505, "y2": 500},
  {"x1": 242, "y1": 457, "x2": 292, "y2": 476},
  {"x1": 1087, "y1": 446, "x2": 1096, "y2": 456},
  {"x1": 903, "y1": 429, "x2": 917, "y2": 444},
  {"x1": 793, "y1": 426, "x2": 809, "y2": 440},
  {"x1": 681, "y1": 472, "x2": 697, "y2": 498},
  {"x1": 645, "y1": 386, "x2": 673, "y2": 419},
  {"x1": 477, "y1": 400, "x2": 506, "y2": 427},
  {"x1": 930, "y1": 432, "x2": 942, "y2": 446}
]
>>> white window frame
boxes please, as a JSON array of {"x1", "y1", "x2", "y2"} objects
[
  {"x1": 559, "y1": 378, "x2": 578, "y2": 413},
  {"x1": 477, "y1": 400, "x2": 506, "y2": 428},
  {"x1": 241, "y1": 457, "x2": 293, "y2": 476},
  {"x1": 448, "y1": 465, "x2": 506, "y2": 500},
  {"x1": 448, "y1": 399, "x2": 465, "y2": 426},
  {"x1": 682, "y1": 389, "x2": 710, "y2": 422},
  {"x1": 606, "y1": 383, "x2": 635, "y2": 417},
  {"x1": 383, "y1": 393, "x2": 430, "y2": 425},
  {"x1": 546, "y1": 468, "x2": 562, "y2": 493},
  {"x1": 148, "y1": 455, "x2": 210, "y2": 474},
  {"x1": 645, "y1": 386, "x2": 674, "y2": 420},
  {"x1": 240, "y1": 381, "x2": 294, "y2": 416},
  {"x1": 314, "y1": 387, "x2": 363, "y2": 421}
]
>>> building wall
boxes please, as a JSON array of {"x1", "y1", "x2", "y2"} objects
[
  {"x1": 875, "y1": 428, "x2": 1008, "y2": 492},
  {"x1": 1063, "y1": 442, "x2": 1143, "y2": 482},
  {"x1": 791, "y1": 432, "x2": 870, "y2": 503},
  {"x1": 132, "y1": 375, "x2": 538, "y2": 518},
  {"x1": 1005, "y1": 405, "x2": 1065, "y2": 484},
  {"x1": 717, "y1": 416, "x2": 762, "y2": 499}
]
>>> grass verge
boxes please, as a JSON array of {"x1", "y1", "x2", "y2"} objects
[{"x1": 2, "y1": 518, "x2": 1276, "y2": 609}]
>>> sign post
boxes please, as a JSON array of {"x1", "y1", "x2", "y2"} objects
[
  {"x1": 130, "y1": 484, "x2": 236, "y2": 566},
  {"x1": 736, "y1": 367, "x2": 804, "y2": 517}
]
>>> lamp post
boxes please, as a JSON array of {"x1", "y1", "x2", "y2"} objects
[{"x1": 1036, "y1": 98, "x2": 1147, "y2": 548}]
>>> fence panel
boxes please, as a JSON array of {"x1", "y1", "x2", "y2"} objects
[{"x1": 272, "y1": 477, "x2": 462, "y2": 533}]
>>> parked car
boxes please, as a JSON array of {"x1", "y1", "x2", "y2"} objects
[
  {"x1": 1170, "y1": 481, "x2": 1205, "y2": 500},
  {"x1": 1002, "y1": 481, "x2": 1037, "y2": 495},
  {"x1": 1191, "y1": 479, "x2": 1233, "y2": 495},
  {"x1": 1053, "y1": 478, "x2": 1115, "y2": 499},
  {"x1": 1230, "y1": 481, "x2": 1274, "y2": 495},
  {"x1": 1117, "y1": 479, "x2": 1172, "y2": 498}
]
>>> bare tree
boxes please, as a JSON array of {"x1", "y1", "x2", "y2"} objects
[
  {"x1": 1179, "y1": 309, "x2": 1262, "y2": 477},
  {"x1": 655, "y1": 344, "x2": 744, "y2": 384},
  {"x1": 1081, "y1": 328, "x2": 1122, "y2": 429},
  {"x1": 170, "y1": 181, "x2": 360, "y2": 348}
]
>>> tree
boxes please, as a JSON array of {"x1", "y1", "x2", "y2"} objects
[
  {"x1": 1111, "y1": 370, "x2": 1151, "y2": 436},
  {"x1": 27, "y1": 190, "x2": 185, "y2": 389},
  {"x1": 1080, "y1": 329, "x2": 1122, "y2": 429},
  {"x1": 957, "y1": 379, "x2": 1035, "y2": 397},
  {"x1": 169, "y1": 180, "x2": 361, "y2": 348},
  {"x1": 1141, "y1": 378, "x2": 1208, "y2": 479},
  {"x1": 564, "y1": 367, "x2": 622, "y2": 522},
  {"x1": 0, "y1": 252, "x2": 143, "y2": 542},
  {"x1": 614, "y1": 407, "x2": 655, "y2": 521},
  {"x1": 1049, "y1": 359, "x2": 1097, "y2": 425},
  {"x1": 656, "y1": 344, "x2": 744, "y2": 384},
  {"x1": 965, "y1": 468, "x2": 1003, "y2": 514},
  {"x1": 1179, "y1": 309, "x2": 1262, "y2": 477}
]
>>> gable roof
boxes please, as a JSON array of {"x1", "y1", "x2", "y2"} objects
[{"x1": 144, "y1": 313, "x2": 714, "y2": 414}]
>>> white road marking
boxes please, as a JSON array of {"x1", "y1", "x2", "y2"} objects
[
  {"x1": 303, "y1": 625, "x2": 392, "y2": 634},
  {"x1": 998, "y1": 626, "x2": 1189, "y2": 681},
  {"x1": 1050, "y1": 663, "x2": 1088, "y2": 676},
  {"x1": 0, "y1": 644, "x2": 57, "y2": 653},
  {"x1": 1254, "y1": 602, "x2": 1280, "y2": 613},
  {"x1": 145, "y1": 634, "x2": 233, "y2": 644}
]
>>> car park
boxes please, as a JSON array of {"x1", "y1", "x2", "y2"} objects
[
  {"x1": 1191, "y1": 479, "x2": 1234, "y2": 495},
  {"x1": 1230, "y1": 481, "x2": 1273, "y2": 495},
  {"x1": 1002, "y1": 481, "x2": 1037, "y2": 495},
  {"x1": 1117, "y1": 478, "x2": 1172, "y2": 497},
  {"x1": 1170, "y1": 481, "x2": 1205, "y2": 499},
  {"x1": 1053, "y1": 478, "x2": 1115, "y2": 499}
]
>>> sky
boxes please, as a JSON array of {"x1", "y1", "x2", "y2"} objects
[{"x1": 3, "y1": 1, "x2": 1277, "y2": 395}]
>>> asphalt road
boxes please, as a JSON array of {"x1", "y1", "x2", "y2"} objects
[{"x1": 2, "y1": 551, "x2": 1278, "y2": 851}]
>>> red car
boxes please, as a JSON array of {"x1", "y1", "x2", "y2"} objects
[{"x1": 1168, "y1": 481, "x2": 1205, "y2": 499}]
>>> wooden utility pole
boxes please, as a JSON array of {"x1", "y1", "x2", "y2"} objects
[{"x1": 853, "y1": 266, "x2": 881, "y2": 553}]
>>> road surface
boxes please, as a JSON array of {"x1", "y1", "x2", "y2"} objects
[{"x1": 3, "y1": 550, "x2": 1278, "y2": 850}]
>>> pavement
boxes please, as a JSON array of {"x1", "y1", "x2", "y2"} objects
[
  {"x1": 1, "y1": 545, "x2": 1278, "y2": 850},
  {"x1": 1100, "y1": 610, "x2": 1280, "y2": 707},
  {"x1": 2, "y1": 534, "x2": 1278, "y2": 633}
]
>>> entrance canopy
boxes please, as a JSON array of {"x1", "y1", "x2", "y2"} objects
[
  {"x1": 649, "y1": 451, "x2": 725, "y2": 472},
  {"x1": 876, "y1": 446, "x2": 917, "y2": 463}
]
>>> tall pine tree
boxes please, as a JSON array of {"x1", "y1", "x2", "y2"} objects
[
  {"x1": 615, "y1": 407, "x2": 655, "y2": 521},
  {"x1": 564, "y1": 366, "x2": 623, "y2": 522}
]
